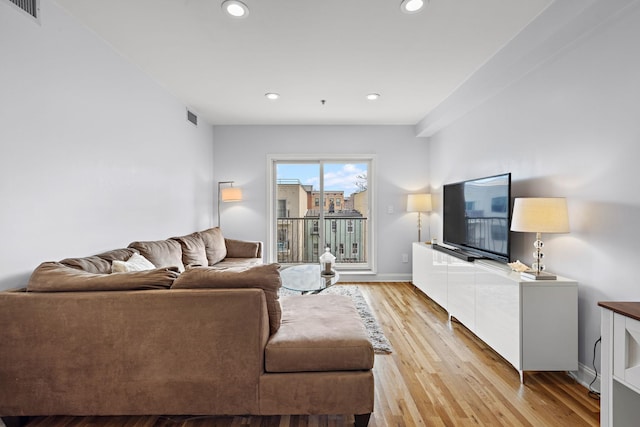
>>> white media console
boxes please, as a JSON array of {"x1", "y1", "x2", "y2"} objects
[{"x1": 412, "y1": 243, "x2": 578, "y2": 382}]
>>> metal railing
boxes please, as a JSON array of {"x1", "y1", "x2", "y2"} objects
[{"x1": 277, "y1": 217, "x2": 368, "y2": 264}]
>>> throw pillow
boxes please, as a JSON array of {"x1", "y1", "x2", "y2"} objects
[
  {"x1": 112, "y1": 252, "x2": 156, "y2": 273},
  {"x1": 171, "y1": 263, "x2": 282, "y2": 334},
  {"x1": 198, "y1": 227, "x2": 227, "y2": 265}
]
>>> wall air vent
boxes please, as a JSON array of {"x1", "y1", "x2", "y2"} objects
[
  {"x1": 187, "y1": 110, "x2": 198, "y2": 126},
  {"x1": 3, "y1": 0, "x2": 40, "y2": 21}
]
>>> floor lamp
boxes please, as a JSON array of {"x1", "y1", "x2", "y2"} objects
[
  {"x1": 407, "y1": 193, "x2": 432, "y2": 243},
  {"x1": 217, "y1": 181, "x2": 242, "y2": 228}
]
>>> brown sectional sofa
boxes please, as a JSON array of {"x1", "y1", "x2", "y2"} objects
[{"x1": 0, "y1": 228, "x2": 374, "y2": 426}]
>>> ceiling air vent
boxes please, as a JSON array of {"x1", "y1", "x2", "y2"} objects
[
  {"x1": 187, "y1": 110, "x2": 198, "y2": 126},
  {"x1": 3, "y1": 0, "x2": 39, "y2": 21}
]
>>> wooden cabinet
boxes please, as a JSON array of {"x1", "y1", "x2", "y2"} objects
[
  {"x1": 412, "y1": 243, "x2": 578, "y2": 382},
  {"x1": 599, "y1": 302, "x2": 640, "y2": 426}
]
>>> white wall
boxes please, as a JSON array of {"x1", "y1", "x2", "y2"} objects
[
  {"x1": 0, "y1": 0, "x2": 214, "y2": 290},
  {"x1": 212, "y1": 125, "x2": 429, "y2": 280},
  {"x1": 423, "y1": 0, "x2": 640, "y2": 375}
]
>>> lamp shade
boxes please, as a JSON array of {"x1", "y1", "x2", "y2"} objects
[
  {"x1": 221, "y1": 186, "x2": 242, "y2": 202},
  {"x1": 510, "y1": 197, "x2": 569, "y2": 233},
  {"x1": 407, "y1": 193, "x2": 432, "y2": 212}
]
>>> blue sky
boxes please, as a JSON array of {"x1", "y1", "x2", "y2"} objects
[{"x1": 277, "y1": 163, "x2": 367, "y2": 197}]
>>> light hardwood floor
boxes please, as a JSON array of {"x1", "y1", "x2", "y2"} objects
[{"x1": 21, "y1": 282, "x2": 599, "y2": 427}]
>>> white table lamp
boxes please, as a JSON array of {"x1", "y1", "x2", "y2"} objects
[{"x1": 511, "y1": 197, "x2": 569, "y2": 280}]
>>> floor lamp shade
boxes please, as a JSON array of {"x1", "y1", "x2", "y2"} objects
[
  {"x1": 217, "y1": 181, "x2": 242, "y2": 228},
  {"x1": 221, "y1": 186, "x2": 242, "y2": 202},
  {"x1": 407, "y1": 193, "x2": 432, "y2": 213}
]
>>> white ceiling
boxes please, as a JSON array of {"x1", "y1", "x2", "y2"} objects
[{"x1": 54, "y1": 0, "x2": 552, "y2": 126}]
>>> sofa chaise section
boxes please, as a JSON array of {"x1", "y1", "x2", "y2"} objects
[{"x1": 262, "y1": 295, "x2": 375, "y2": 425}]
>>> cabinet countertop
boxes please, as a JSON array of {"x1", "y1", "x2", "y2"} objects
[{"x1": 598, "y1": 301, "x2": 640, "y2": 322}]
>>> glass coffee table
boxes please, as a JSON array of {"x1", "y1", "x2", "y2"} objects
[{"x1": 280, "y1": 264, "x2": 340, "y2": 294}]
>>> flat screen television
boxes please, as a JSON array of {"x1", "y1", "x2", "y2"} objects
[{"x1": 442, "y1": 173, "x2": 511, "y2": 263}]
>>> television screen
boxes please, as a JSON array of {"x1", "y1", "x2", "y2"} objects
[{"x1": 442, "y1": 173, "x2": 511, "y2": 262}]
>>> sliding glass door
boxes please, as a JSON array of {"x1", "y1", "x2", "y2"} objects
[{"x1": 268, "y1": 155, "x2": 374, "y2": 272}]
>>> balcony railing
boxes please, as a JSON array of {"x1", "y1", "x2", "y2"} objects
[{"x1": 277, "y1": 217, "x2": 367, "y2": 264}]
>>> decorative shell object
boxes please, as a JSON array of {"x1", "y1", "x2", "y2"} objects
[{"x1": 508, "y1": 260, "x2": 530, "y2": 272}]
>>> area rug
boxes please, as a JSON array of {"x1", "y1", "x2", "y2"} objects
[{"x1": 279, "y1": 285, "x2": 393, "y2": 354}]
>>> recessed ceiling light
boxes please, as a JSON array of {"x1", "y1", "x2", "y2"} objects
[
  {"x1": 222, "y1": 0, "x2": 249, "y2": 18},
  {"x1": 366, "y1": 93, "x2": 381, "y2": 101},
  {"x1": 400, "y1": 0, "x2": 425, "y2": 14},
  {"x1": 265, "y1": 93, "x2": 280, "y2": 100}
]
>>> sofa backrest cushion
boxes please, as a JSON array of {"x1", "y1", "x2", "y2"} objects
[
  {"x1": 198, "y1": 227, "x2": 227, "y2": 265},
  {"x1": 128, "y1": 239, "x2": 185, "y2": 272},
  {"x1": 60, "y1": 255, "x2": 111, "y2": 274},
  {"x1": 171, "y1": 263, "x2": 282, "y2": 334},
  {"x1": 60, "y1": 248, "x2": 138, "y2": 274},
  {"x1": 27, "y1": 262, "x2": 180, "y2": 292},
  {"x1": 225, "y1": 238, "x2": 261, "y2": 259},
  {"x1": 172, "y1": 232, "x2": 208, "y2": 268}
]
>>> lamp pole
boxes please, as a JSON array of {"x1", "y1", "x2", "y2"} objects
[{"x1": 217, "y1": 181, "x2": 234, "y2": 228}]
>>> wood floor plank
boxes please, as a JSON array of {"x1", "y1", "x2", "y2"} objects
[{"x1": 21, "y1": 282, "x2": 598, "y2": 426}]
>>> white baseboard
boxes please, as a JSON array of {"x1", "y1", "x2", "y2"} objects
[{"x1": 569, "y1": 362, "x2": 600, "y2": 395}]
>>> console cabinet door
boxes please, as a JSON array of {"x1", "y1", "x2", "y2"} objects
[
  {"x1": 412, "y1": 243, "x2": 429, "y2": 294},
  {"x1": 475, "y1": 270, "x2": 521, "y2": 370},
  {"x1": 412, "y1": 243, "x2": 448, "y2": 310},
  {"x1": 447, "y1": 258, "x2": 476, "y2": 330}
]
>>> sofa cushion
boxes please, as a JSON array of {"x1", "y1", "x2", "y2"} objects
[
  {"x1": 198, "y1": 227, "x2": 227, "y2": 265},
  {"x1": 128, "y1": 239, "x2": 185, "y2": 272},
  {"x1": 265, "y1": 295, "x2": 374, "y2": 373},
  {"x1": 60, "y1": 248, "x2": 138, "y2": 274},
  {"x1": 172, "y1": 232, "x2": 208, "y2": 268},
  {"x1": 112, "y1": 253, "x2": 156, "y2": 273},
  {"x1": 60, "y1": 255, "x2": 111, "y2": 274},
  {"x1": 27, "y1": 262, "x2": 180, "y2": 292},
  {"x1": 225, "y1": 238, "x2": 261, "y2": 259},
  {"x1": 171, "y1": 263, "x2": 282, "y2": 334}
]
